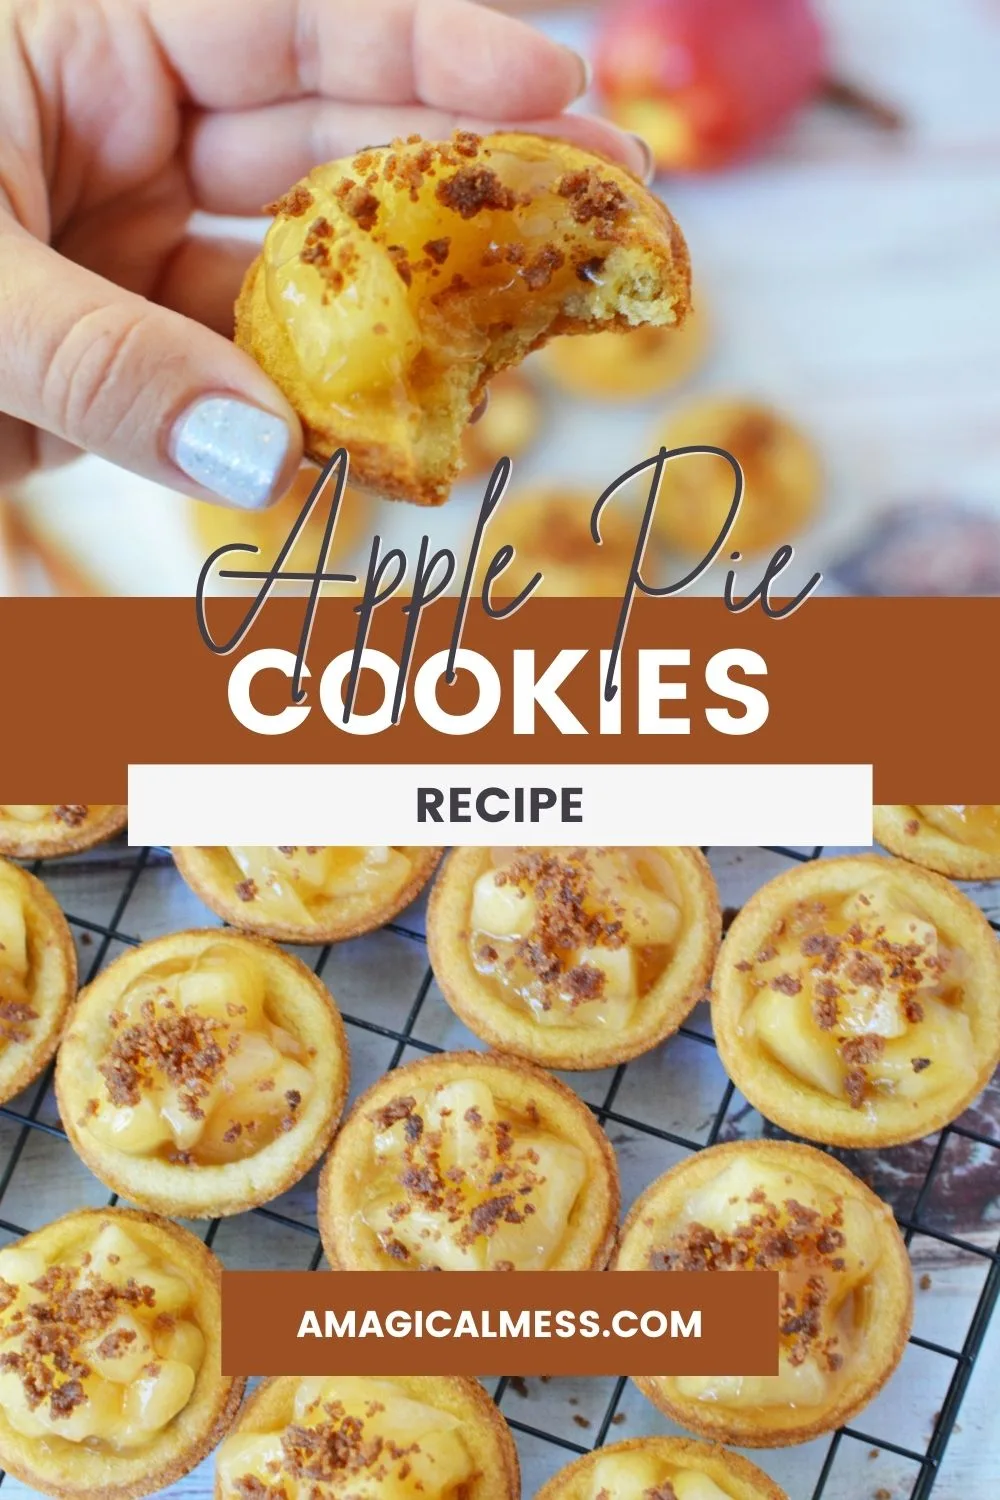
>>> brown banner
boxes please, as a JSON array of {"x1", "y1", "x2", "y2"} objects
[
  {"x1": 220, "y1": 1270, "x2": 778, "y2": 1377},
  {"x1": 0, "y1": 596, "x2": 994, "y2": 798}
]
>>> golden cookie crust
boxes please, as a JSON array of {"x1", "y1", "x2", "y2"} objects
[
  {"x1": 614, "y1": 1140, "x2": 913, "y2": 1448},
  {"x1": 874, "y1": 805, "x2": 1000, "y2": 880},
  {"x1": 235, "y1": 131, "x2": 690, "y2": 506},
  {"x1": 0, "y1": 858, "x2": 77, "y2": 1106},
  {"x1": 535, "y1": 1436, "x2": 787, "y2": 1500},
  {"x1": 56, "y1": 929, "x2": 349, "y2": 1218},
  {"x1": 712, "y1": 854, "x2": 1000, "y2": 1148},
  {"x1": 172, "y1": 847, "x2": 443, "y2": 944},
  {"x1": 318, "y1": 1049, "x2": 619, "y2": 1270},
  {"x1": 214, "y1": 1375, "x2": 519, "y2": 1500},
  {"x1": 0, "y1": 1207, "x2": 244, "y2": 1500},
  {"x1": 426, "y1": 848, "x2": 720, "y2": 1069},
  {"x1": 0, "y1": 805, "x2": 127, "y2": 860}
]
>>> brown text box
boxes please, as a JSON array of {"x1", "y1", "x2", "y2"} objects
[{"x1": 221, "y1": 1270, "x2": 778, "y2": 1377}]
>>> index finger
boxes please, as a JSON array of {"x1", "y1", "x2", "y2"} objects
[{"x1": 143, "y1": 0, "x2": 588, "y2": 116}]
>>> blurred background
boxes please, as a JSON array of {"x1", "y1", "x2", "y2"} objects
[{"x1": 3, "y1": 0, "x2": 1000, "y2": 597}]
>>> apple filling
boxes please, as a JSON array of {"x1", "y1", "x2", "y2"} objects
[
  {"x1": 217, "y1": 1377, "x2": 476, "y2": 1500},
  {"x1": 263, "y1": 133, "x2": 670, "y2": 438},
  {"x1": 0, "y1": 1221, "x2": 204, "y2": 1450},
  {"x1": 740, "y1": 875, "x2": 973, "y2": 1110},
  {"x1": 357, "y1": 1079, "x2": 586, "y2": 1269},
  {"x1": 82, "y1": 943, "x2": 313, "y2": 1166},
  {"x1": 207, "y1": 846, "x2": 414, "y2": 928},
  {"x1": 470, "y1": 849, "x2": 682, "y2": 1029},
  {"x1": 915, "y1": 805, "x2": 1000, "y2": 854},
  {"x1": 650, "y1": 1159, "x2": 880, "y2": 1411},
  {"x1": 0, "y1": 804, "x2": 96, "y2": 828},
  {"x1": 0, "y1": 867, "x2": 37, "y2": 1055},
  {"x1": 588, "y1": 1449, "x2": 734, "y2": 1500}
]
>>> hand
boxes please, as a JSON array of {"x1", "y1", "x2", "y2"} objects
[{"x1": 0, "y1": 0, "x2": 649, "y2": 508}]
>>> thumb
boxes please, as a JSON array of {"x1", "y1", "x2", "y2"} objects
[{"x1": 0, "y1": 225, "x2": 302, "y2": 508}]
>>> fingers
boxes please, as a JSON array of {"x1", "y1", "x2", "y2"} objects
[
  {"x1": 186, "y1": 103, "x2": 651, "y2": 216},
  {"x1": 154, "y1": 235, "x2": 259, "y2": 335},
  {"x1": 145, "y1": 0, "x2": 587, "y2": 114},
  {"x1": 0, "y1": 224, "x2": 302, "y2": 509}
]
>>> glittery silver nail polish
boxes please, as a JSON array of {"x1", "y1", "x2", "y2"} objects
[{"x1": 171, "y1": 397, "x2": 291, "y2": 509}]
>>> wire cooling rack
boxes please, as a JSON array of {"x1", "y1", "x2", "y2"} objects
[{"x1": 0, "y1": 843, "x2": 996, "y2": 1500}]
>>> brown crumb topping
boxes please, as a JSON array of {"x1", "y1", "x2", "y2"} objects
[
  {"x1": 556, "y1": 169, "x2": 629, "y2": 240},
  {"x1": 747, "y1": 894, "x2": 953, "y2": 1106},
  {"x1": 477, "y1": 850, "x2": 631, "y2": 1008},
  {"x1": 436, "y1": 166, "x2": 516, "y2": 219},
  {"x1": 243, "y1": 1397, "x2": 431, "y2": 1489},
  {"x1": 370, "y1": 1087, "x2": 550, "y2": 1265},
  {"x1": 99, "y1": 1000, "x2": 226, "y2": 1117},
  {"x1": 53, "y1": 805, "x2": 88, "y2": 827},
  {"x1": 650, "y1": 1191, "x2": 850, "y2": 1370},
  {"x1": 0, "y1": 995, "x2": 39, "y2": 1046},
  {"x1": 0, "y1": 1258, "x2": 160, "y2": 1420}
]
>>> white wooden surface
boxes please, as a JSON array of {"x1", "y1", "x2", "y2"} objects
[
  {"x1": 8, "y1": 0, "x2": 1000, "y2": 598},
  {"x1": 0, "y1": 842, "x2": 995, "y2": 1498}
]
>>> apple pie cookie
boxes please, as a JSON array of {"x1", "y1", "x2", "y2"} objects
[
  {"x1": 236, "y1": 131, "x2": 690, "y2": 505},
  {"x1": 712, "y1": 854, "x2": 1000, "y2": 1147},
  {"x1": 615, "y1": 1141, "x2": 912, "y2": 1447},
  {"x1": 318, "y1": 1050, "x2": 618, "y2": 1270},
  {"x1": 651, "y1": 399, "x2": 821, "y2": 557},
  {"x1": 0, "y1": 858, "x2": 76, "y2": 1106},
  {"x1": 874, "y1": 805, "x2": 1000, "y2": 880},
  {"x1": 536, "y1": 1436, "x2": 786, "y2": 1500},
  {"x1": 475, "y1": 487, "x2": 642, "y2": 598},
  {"x1": 0, "y1": 805, "x2": 127, "y2": 860},
  {"x1": 216, "y1": 1376, "x2": 519, "y2": 1500},
  {"x1": 0, "y1": 1207, "x2": 243, "y2": 1499},
  {"x1": 172, "y1": 846, "x2": 442, "y2": 944},
  {"x1": 428, "y1": 848, "x2": 719, "y2": 1068},
  {"x1": 56, "y1": 930, "x2": 349, "y2": 1217}
]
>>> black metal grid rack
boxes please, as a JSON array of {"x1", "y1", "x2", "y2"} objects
[{"x1": 0, "y1": 843, "x2": 996, "y2": 1499}]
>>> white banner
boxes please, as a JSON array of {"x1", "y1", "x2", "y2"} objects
[{"x1": 128, "y1": 763, "x2": 873, "y2": 847}]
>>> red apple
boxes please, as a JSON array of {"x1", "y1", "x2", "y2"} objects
[{"x1": 595, "y1": 0, "x2": 826, "y2": 172}]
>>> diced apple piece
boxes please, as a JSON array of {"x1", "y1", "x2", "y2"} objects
[
  {"x1": 426, "y1": 1080, "x2": 496, "y2": 1178},
  {"x1": 753, "y1": 987, "x2": 844, "y2": 1097},
  {"x1": 672, "y1": 1473, "x2": 735, "y2": 1500},
  {"x1": 589, "y1": 1449, "x2": 666, "y2": 1500},
  {"x1": 139, "y1": 1268, "x2": 194, "y2": 1317},
  {"x1": 575, "y1": 945, "x2": 635, "y2": 1001},
  {"x1": 836, "y1": 980, "x2": 907, "y2": 1040},
  {"x1": 122, "y1": 1358, "x2": 195, "y2": 1434},
  {"x1": 45, "y1": 1375, "x2": 123, "y2": 1443},
  {"x1": 229, "y1": 848, "x2": 315, "y2": 925},
  {"x1": 217, "y1": 1432, "x2": 286, "y2": 1492},
  {"x1": 224, "y1": 1030, "x2": 282, "y2": 1090},
  {"x1": 874, "y1": 999, "x2": 974, "y2": 1100},
  {"x1": 363, "y1": 1195, "x2": 485, "y2": 1269},
  {"x1": 0, "y1": 881, "x2": 28, "y2": 977},
  {"x1": 177, "y1": 946, "x2": 265, "y2": 1028},
  {"x1": 487, "y1": 1134, "x2": 585, "y2": 1269},
  {"x1": 677, "y1": 1351, "x2": 828, "y2": 1408},
  {"x1": 89, "y1": 1096, "x2": 174, "y2": 1157},
  {"x1": 152, "y1": 1316, "x2": 205, "y2": 1371},
  {"x1": 622, "y1": 889, "x2": 681, "y2": 946},
  {"x1": 160, "y1": 1087, "x2": 211, "y2": 1151},
  {"x1": 0, "y1": 806, "x2": 48, "y2": 823},
  {"x1": 88, "y1": 1223, "x2": 145, "y2": 1281},
  {"x1": 0, "y1": 1368, "x2": 51, "y2": 1438},
  {"x1": 0, "y1": 1245, "x2": 46, "y2": 1288},
  {"x1": 87, "y1": 1312, "x2": 155, "y2": 1382},
  {"x1": 472, "y1": 871, "x2": 534, "y2": 938}
]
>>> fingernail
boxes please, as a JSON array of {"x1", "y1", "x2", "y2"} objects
[
  {"x1": 566, "y1": 47, "x2": 593, "y2": 100},
  {"x1": 630, "y1": 133, "x2": 656, "y2": 185},
  {"x1": 171, "y1": 396, "x2": 292, "y2": 508}
]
